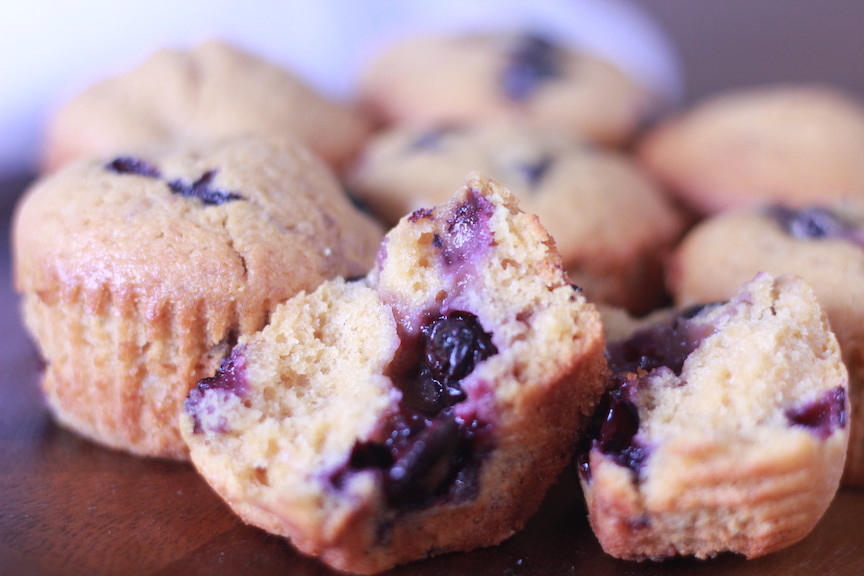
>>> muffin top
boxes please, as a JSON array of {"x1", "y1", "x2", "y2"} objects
[
  {"x1": 15, "y1": 134, "x2": 383, "y2": 335},
  {"x1": 357, "y1": 31, "x2": 658, "y2": 147},
  {"x1": 43, "y1": 40, "x2": 373, "y2": 172}
]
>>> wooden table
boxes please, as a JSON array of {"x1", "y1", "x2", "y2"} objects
[{"x1": 1, "y1": 176, "x2": 862, "y2": 575}]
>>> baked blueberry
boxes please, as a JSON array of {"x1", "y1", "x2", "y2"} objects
[
  {"x1": 768, "y1": 205, "x2": 856, "y2": 240},
  {"x1": 334, "y1": 310, "x2": 497, "y2": 509},
  {"x1": 514, "y1": 155, "x2": 554, "y2": 188},
  {"x1": 606, "y1": 307, "x2": 717, "y2": 376},
  {"x1": 185, "y1": 347, "x2": 248, "y2": 434},
  {"x1": 501, "y1": 34, "x2": 563, "y2": 101},
  {"x1": 786, "y1": 386, "x2": 848, "y2": 440},
  {"x1": 106, "y1": 156, "x2": 161, "y2": 178},
  {"x1": 168, "y1": 170, "x2": 243, "y2": 205}
]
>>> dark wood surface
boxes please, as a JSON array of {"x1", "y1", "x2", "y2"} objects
[{"x1": 1, "y1": 175, "x2": 863, "y2": 575}]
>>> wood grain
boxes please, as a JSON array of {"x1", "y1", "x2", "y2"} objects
[{"x1": 2, "y1": 177, "x2": 863, "y2": 575}]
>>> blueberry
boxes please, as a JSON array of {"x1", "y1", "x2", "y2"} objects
[
  {"x1": 185, "y1": 347, "x2": 248, "y2": 434},
  {"x1": 597, "y1": 387, "x2": 640, "y2": 456},
  {"x1": 515, "y1": 155, "x2": 554, "y2": 188},
  {"x1": 385, "y1": 416, "x2": 463, "y2": 508},
  {"x1": 329, "y1": 310, "x2": 497, "y2": 510},
  {"x1": 347, "y1": 441, "x2": 393, "y2": 471},
  {"x1": 501, "y1": 33, "x2": 563, "y2": 101},
  {"x1": 334, "y1": 411, "x2": 488, "y2": 510},
  {"x1": 424, "y1": 312, "x2": 497, "y2": 388},
  {"x1": 786, "y1": 386, "x2": 848, "y2": 440},
  {"x1": 169, "y1": 170, "x2": 243, "y2": 206},
  {"x1": 106, "y1": 156, "x2": 161, "y2": 178},
  {"x1": 768, "y1": 205, "x2": 856, "y2": 240},
  {"x1": 579, "y1": 379, "x2": 648, "y2": 479},
  {"x1": 404, "y1": 312, "x2": 498, "y2": 415},
  {"x1": 606, "y1": 309, "x2": 716, "y2": 376}
]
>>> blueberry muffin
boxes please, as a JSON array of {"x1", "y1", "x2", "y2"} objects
[
  {"x1": 43, "y1": 40, "x2": 372, "y2": 173},
  {"x1": 357, "y1": 32, "x2": 659, "y2": 148},
  {"x1": 668, "y1": 200, "x2": 864, "y2": 486},
  {"x1": 637, "y1": 84, "x2": 864, "y2": 215},
  {"x1": 180, "y1": 173, "x2": 608, "y2": 574},
  {"x1": 580, "y1": 273, "x2": 849, "y2": 560},
  {"x1": 348, "y1": 124, "x2": 684, "y2": 314},
  {"x1": 13, "y1": 134, "x2": 383, "y2": 460}
]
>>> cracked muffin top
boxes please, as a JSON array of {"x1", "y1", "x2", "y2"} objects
[
  {"x1": 12, "y1": 133, "x2": 383, "y2": 459},
  {"x1": 16, "y1": 133, "x2": 382, "y2": 333}
]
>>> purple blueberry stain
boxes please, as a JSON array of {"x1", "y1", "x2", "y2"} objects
[
  {"x1": 408, "y1": 207, "x2": 434, "y2": 223},
  {"x1": 438, "y1": 187, "x2": 495, "y2": 268},
  {"x1": 606, "y1": 305, "x2": 719, "y2": 376},
  {"x1": 786, "y1": 386, "x2": 848, "y2": 440},
  {"x1": 105, "y1": 156, "x2": 161, "y2": 178},
  {"x1": 185, "y1": 346, "x2": 248, "y2": 434},
  {"x1": 330, "y1": 310, "x2": 498, "y2": 510},
  {"x1": 501, "y1": 33, "x2": 564, "y2": 101},
  {"x1": 169, "y1": 170, "x2": 243, "y2": 206},
  {"x1": 768, "y1": 205, "x2": 861, "y2": 243},
  {"x1": 580, "y1": 306, "x2": 719, "y2": 482}
]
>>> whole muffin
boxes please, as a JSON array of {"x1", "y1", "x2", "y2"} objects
[
  {"x1": 13, "y1": 134, "x2": 383, "y2": 459},
  {"x1": 43, "y1": 40, "x2": 372, "y2": 173},
  {"x1": 637, "y1": 84, "x2": 864, "y2": 215},
  {"x1": 581, "y1": 273, "x2": 849, "y2": 560},
  {"x1": 180, "y1": 173, "x2": 608, "y2": 574},
  {"x1": 348, "y1": 123, "x2": 684, "y2": 314},
  {"x1": 667, "y1": 200, "x2": 864, "y2": 486},
  {"x1": 357, "y1": 31, "x2": 659, "y2": 147}
]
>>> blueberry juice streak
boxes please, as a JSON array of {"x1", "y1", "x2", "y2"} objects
[
  {"x1": 578, "y1": 308, "x2": 717, "y2": 482},
  {"x1": 185, "y1": 347, "x2": 248, "y2": 434},
  {"x1": 331, "y1": 311, "x2": 498, "y2": 510}
]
